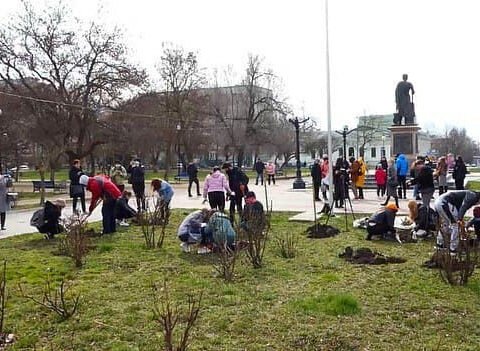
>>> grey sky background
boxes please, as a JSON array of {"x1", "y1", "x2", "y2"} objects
[{"x1": 2, "y1": 0, "x2": 480, "y2": 140}]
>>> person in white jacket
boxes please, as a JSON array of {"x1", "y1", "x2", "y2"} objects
[{"x1": 203, "y1": 166, "x2": 232, "y2": 212}]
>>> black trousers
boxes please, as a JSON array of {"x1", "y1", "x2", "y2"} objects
[
  {"x1": 366, "y1": 223, "x2": 389, "y2": 240},
  {"x1": 208, "y1": 191, "x2": 225, "y2": 212},
  {"x1": 102, "y1": 199, "x2": 117, "y2": 234},
  {"x1": 0, "y1": 212, "x2": 5, "y2": 228},
  {"x1": 229, "y1": 194, "x2": 243, "y2": 222},
  {"x1": 455, "y1": 178, "x2": 465, "y2": 190},
  {"x1": 313, "y1": 180, "x2": 320, "y2": 200},
  {"x1": 188, "y1": 177, "x2": 201, "y2": 196},
  {"x1": 132, "y1": 182, "x2": 146, "y2": 211},
  {"x1": 398, "y1": 175, "x2": 407, "y2": 198}
]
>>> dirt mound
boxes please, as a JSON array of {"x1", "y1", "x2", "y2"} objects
[
  {"x1": 339, "y1": 246, "x2": 406, "y2": 265},
  {"x1": 306, "y1": 224, "x2": 340, "y2": 239}
]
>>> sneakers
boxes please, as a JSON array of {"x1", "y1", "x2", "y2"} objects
[
  {"x1": 197, "y1": 246, "x2": 212, "y2": 254},
  {"x1": 119, "y1": 220, "x2": 129, "y2": 227},
  {"x1": 180, "y1": 242, "x2": 191, "y2": 253}
]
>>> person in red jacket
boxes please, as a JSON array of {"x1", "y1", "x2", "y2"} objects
[
  {"x1": 375, "y1": 164, "x2": 387, "y2": 198},
  {"x1": 79, "y1": 174, "x2": 122, "y2": 234}
]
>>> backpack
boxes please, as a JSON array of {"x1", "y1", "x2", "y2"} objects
[{"x1": 30, "y1": 209, "x2": 45, "y2": 228}]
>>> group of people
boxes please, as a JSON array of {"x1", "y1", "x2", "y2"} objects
[{"x1": 177, "y1": 190, "x2": 265, "y2": 254}]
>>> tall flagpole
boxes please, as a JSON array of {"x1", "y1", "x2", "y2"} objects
[{"x1": 325, "y1": 0, "x2": 334, "y2": 207}]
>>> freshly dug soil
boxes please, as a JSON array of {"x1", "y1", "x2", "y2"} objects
[
  {"x1": 339, "y1": 246, "x2": 406, "y2": 265},
  {"x1": 306, "y1": 224, "x2": 340, "y2": 239}
]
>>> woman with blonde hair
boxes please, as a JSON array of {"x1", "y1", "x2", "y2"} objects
[{"x1": 435, "y1": 156, "x2": 448, "y2": 195}]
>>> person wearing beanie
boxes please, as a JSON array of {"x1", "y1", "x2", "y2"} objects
[
  {"x1": 38, "y1": 198, "x2": 66, "y2": 239},
  {"x1": 366, "y1": 203, "x2": 400, "y2": 243},
  {"x1": 83, "y1": 175, "x2": 122, "y2": 234}
]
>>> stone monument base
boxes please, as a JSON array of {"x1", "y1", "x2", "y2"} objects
[{"x1": 388, "y1": 124, "x2": 421, "y2": 162}]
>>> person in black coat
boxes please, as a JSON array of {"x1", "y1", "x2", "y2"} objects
[
  {"x1": 453, "y1": 156, "x2": 468, "y2": 190},
  {"x1": 366, "y1": 203, "x2": 400, "y2": 242},
  {"x1": 128, "y1": 159, "x2": 146, "y2": 212},
  {"x1": 254, "y1": 158, "x2": 265, "y2": 186},
  {"x1": 69, "y1": 159, "x2": 86, "y2": 214},
  {"x1": 310, "y1": 159, "x2": 322, "y2": 201},
  {"x1": 222, "y1": 162, "x2": 249, "y2": 223},
  {"x1": 38, "y1": 199, "x2": 66, "y2": 239},
  {"x1": 186, "y1": 162, "x2": 201, "y2": 197}
]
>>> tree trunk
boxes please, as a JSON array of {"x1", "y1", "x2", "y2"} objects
[{"x1": 38, "y1": 166, "x2": 46, "y2": 206}]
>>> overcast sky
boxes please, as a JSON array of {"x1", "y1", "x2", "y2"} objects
[{"x1": 2, "y1": 0, "x2": 480, "y2": 140}]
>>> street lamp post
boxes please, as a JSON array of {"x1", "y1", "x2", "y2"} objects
[
  {"x1": 335, "y1": 125, "x2": 355, "y2": 163},
  {"x1": 288, "y1": 116, "x2": 309, "y2": 189},
  {"x1": 381, "y1": 135, "x2": 386, "y2": 157}
]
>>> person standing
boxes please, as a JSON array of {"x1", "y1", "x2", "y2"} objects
[
  {"x1": 435, "y1": 156, "x2": 448, "y2": 195},
  {"x1": 395, "y1": 153, "x2": 409, "y2": 199},
  {"x1": 203, "y1": 166, "x2": 231, "y2": 212},
  {"x1": 128, "y1": 159, "x2": 146, "y2": 212},
  {"x1": 380, "y1": 156, "x2": 388, "y2": 171},
  {"x1": 222, "y1": 162, "x2": 249, "y2": 222},
  {"x1": 0, "y1": 174, "x2": 9, "y2": 230},
  {"x1": 453, "y1": 156, "x2": 467, "y2": 190},
  {"x1": 69, "y1": 159, "x2": 86, "y2": 214},
  {"x1": 254, "y1": 158, "x2": 265, "y2": 186},
  {"x1": 79, "y1": 174, "x2": 122, "y2": 234},
  {"x1": 375, "y1": 164, "x2": 387, "y2": 197},
  {"x1": 311, "y1": 159, "x2": 322, "y2": 201},
  {"x1": 349, "y1": 157, "x2": 359, "y2": 200},
  {"x1": 381, "y1": 158, "x2": 399, "y2": 208},
  {"x1": 265, "y1": 162, "x2": 276, "y2": 186},
  {"x1": 110, "y1": 161, "x2": 128, "y2": 192},
  {"x1": 320, "y1": 155, "x2": 330, "y2": 201},
  {"x1": 355, "y1": 157, "x2": 367, "y2": 199},
  {"x1": 186, "y1": 161, "x2": 201, "y2": 198}
]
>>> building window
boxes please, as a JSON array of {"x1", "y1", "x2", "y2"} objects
[
  {"x1": 371, "y1": 147, "x2": 377, "y2": 158},
  {"x1": 381, "y1": 147, "x2": 386, "y2": 157}
]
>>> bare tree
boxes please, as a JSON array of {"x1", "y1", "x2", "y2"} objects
[
  {"x1": 0, "y1": 1, "x2": 146, "y2": 166},
  {"x1": 157, "y1": 44, "x2": 206, "y2": 179}
]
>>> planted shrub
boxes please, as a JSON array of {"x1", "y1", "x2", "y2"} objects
[
  {"x1": 275, "y1": 231, "x2": 298, "y2": 259},
  {"x1": 152, "y1": 281, "x2": 202, "y2": 351},
  {"x1": 59, "y1": 216, "x2": 91, "y2": 268},
  {"x1": 138, "y1": 199, "x2": 168, "y2": 249}
]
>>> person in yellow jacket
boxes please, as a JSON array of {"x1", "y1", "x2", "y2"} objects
[{"x1": 355, "y1": 157, "x2": 367, "y2": 199}]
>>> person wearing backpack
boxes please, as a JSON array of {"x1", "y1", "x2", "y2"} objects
[
  {"x1": 34, "y1": 199, "x2": 66, "y2": 239},
  {"x1": 222, "y1": 162, "x2": 249, "y2": 223},
  {"x1": 109, "y1": 161, "x2": 127, "y2": 192},
  {"x1": 79, "y1": 174, "x2": 122, "y2": 234}
]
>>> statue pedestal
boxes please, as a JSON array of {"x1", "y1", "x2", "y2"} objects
[{"x1": 388, "y1": 124, "x2": 421, "y2": 161}]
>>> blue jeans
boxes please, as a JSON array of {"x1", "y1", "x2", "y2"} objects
[{"x1": 256, "y1": 172, "x2": 264, "y2": 185}]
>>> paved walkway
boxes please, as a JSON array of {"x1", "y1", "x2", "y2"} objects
[{"x1": 2, "y1": 177, "x2": 479, "y2": 238}]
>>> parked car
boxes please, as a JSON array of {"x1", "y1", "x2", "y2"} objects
[{"x1": 9, "y1": 165, "x2": 29, "y2": 172}]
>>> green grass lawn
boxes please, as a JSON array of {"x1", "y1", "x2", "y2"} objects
[{"x1": 1, "y1": 212, "x2": 480, "y2": 350}]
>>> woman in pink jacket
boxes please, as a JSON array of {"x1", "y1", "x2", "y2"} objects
[
  {"x1": 203, "y1": 166, "x2": 232, "y2": 212},
  {"x1": 266, "y1": 162, "x2": 276, "y2": 185}
]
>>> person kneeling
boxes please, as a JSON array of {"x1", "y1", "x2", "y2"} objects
[
  {"x1": 177, "y1": 209, "x2": 211, "y2": 252},
  {"x1": 201, "y1": 211, "x2": 236, "y2": 254},
  {"x1": 115, "y1": 191, "x2": 137, "y2": 227},
  {"x1": 366, "y1": 203, "x2": 400, "y2": 243},
  {"x1": 38, "y1": 199, "x2": 66, "y2": 239}
]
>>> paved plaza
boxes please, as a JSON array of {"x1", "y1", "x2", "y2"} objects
[{"x1": 2, "y1": 176, "x2": 479, "y2": 239}]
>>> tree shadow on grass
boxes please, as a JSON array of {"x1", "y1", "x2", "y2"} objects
[
  {"x1": 178, "y1": 250, "x2": 217, "y2": 266},
  {"x1": 12, "y1": 235, "x2": 60, "y2": 251}
]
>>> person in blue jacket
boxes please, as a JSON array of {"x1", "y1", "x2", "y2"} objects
[
  {"x1": 395, "y1": 154, "x2": 409, "y2": 199},
  {"x1": 151, "y1": 179, "x2": 174, "y2": 222}
]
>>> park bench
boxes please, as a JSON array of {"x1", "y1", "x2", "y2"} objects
[
  {"x1": 32, "y1": 180, "x2": 67, "y2": 193},
  {"x1": 173, "y1": 174, "x2": 190, "y2": 182}
]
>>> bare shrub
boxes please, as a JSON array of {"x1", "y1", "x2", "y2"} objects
[
  {"x1": 58, "y1": 216, "x2": 91, "y2": 268},
  {"x1": 437, "y1": 221, "x2": 480, "y2": 286},
  {"x1": 275, "y1": 231, "x2": 298, "y2": 259},
  {"x1": 214, "y1": 242, "x2": 239, "y2": 282},
  {"x1": 138, "y1": 199, "x2": 168, "y2": 249},
  {"x1": 152, "y1": 281, "x2": 202, "y2": 351},
  {"x1": 238, "y1": 210, "x2": 270, "y2": 269},
  {"x1": 19, "y1": 277, "x2": 80, "y2": 321}
]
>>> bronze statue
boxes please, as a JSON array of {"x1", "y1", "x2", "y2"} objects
[{"x1": 394, "y1": 74, "x2": 415, "y2": 125}]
